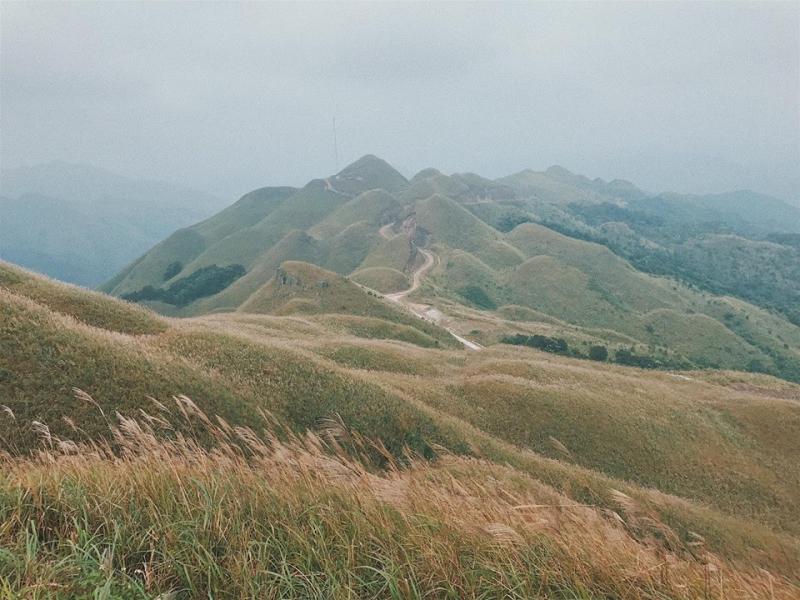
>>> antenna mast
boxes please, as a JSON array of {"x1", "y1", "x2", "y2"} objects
[{"x1": 333, "y1": 116, "x2": 339, "y2": 172}]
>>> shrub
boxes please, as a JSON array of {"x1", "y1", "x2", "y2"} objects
[
  {"x1": 163, "y1": 261, "x2": 183, "y2": 281},
  {"x1": 502, "y1": 333, "x2": 569, "y2": 355},
  {"x1": 458, "y1": 285, "x2": 496, "y2": 310},
  {"x1": 124, "y1": 264, "x2": 245, "y2": 307},
  {"x1": 614, "y1": 348, "x2": 659, "y2": 369},
  {"x1": 496, "y1": 210, "x2": 534, "y2": 232},
  {"x1": 588, "y1": 345, "x2": 609, "y2": 361}
]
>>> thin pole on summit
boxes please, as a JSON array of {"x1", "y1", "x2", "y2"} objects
[{"x1": 333, "y1": 116, "x2": 339, "y2": 172}]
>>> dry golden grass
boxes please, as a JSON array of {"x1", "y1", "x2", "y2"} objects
[
  {"x1": 1, "y1": 393, "x2": 796, "y2": 599},
  {"x1": 4, "y1": 273, "x2": 800, "y2": 595}
]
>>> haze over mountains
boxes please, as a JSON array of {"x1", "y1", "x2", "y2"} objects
[
  {"x1": 0, "y1": 161, "x2": 224, "y2": 286},
  {"x1": 100, "y1": 154, "x2": 800, "y2": 384}
]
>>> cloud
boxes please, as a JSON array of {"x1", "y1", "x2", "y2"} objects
[{"x1": 1, "y1": 1, "x2": 797, "y2": 202}]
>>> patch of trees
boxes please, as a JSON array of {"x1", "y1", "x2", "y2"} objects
[
  {"x1": 496, "y1": 210, "x2": 535, "y2": 233},
  {"x1": 163, "y1": 261, "x2": 183, "y2": 281},
  {"x1": 124, "y1": 264, "x2": 245, "y2": 307},
  {"x1": 459, "y1": 286, "x2": 496, "y2": 310},
  {"x1": 501, "y1": 333, "x2": 570, "y2": 355},
  {"x1": 613, "y1": 348, "x2": 660, "y2": 369},
  {"x1": 501, "y1": 334, "x2": 696, "y2": 371},
  {"x1": 569, "y1": 202, "x2": 665, "y2": 228},
  {"x1": 612, "y1": 348, "x2": 694, "y2": 370},
  {"x1": 588, "y1": 345, "x2": 608, "y2": 361}
]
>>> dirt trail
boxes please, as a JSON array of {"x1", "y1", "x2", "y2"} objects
[
  {"x1": 323, "y1": 178, "x2": 351, "y2": 197},
  {"x1": 377, "y1": 221, "x2": 482, "y2": 351},
  {"x1": 378, "y1": 223, "x2": 395, "y2": 240},
  {"x1": 386, "y1": 249, "x2": 434, "y2": 302},
  {"x1": 447, "y1": 330, "x2": 483, "y2": 351}
]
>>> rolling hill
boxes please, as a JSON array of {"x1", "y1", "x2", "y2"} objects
[
  {"x1": 103, "y1": 155, "x2": 800, "y2": 384},
  {"x1": 1, "y1": 260, "x2": 799, "y2": 596}
]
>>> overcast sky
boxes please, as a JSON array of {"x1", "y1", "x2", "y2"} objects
[{"x1": 2, "y1": 1, "x2": 798, "y2": 203}]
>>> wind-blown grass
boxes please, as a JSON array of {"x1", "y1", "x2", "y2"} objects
[{"x1": 0, "y1": 392, "x2": 795, "y2": 599}]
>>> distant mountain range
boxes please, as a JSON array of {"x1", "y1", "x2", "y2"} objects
[
  {"x1": 100, "y1": 154, "x2": 800, "y2": 383},
  {"x1": 0, "y1": 162, "x2": 225, "y2": 286}
]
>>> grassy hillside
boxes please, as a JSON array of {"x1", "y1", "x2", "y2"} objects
[
  {"x1": 672, "y1": 235, "x2": 800, "y2": 324},
  {"x1": 309, "y1": 189, "x2": 402, "y2": 238},
  {"x1": 422, "y1": 220, "x2": 796, "y2": 379},
  {"x1": 498, "y1": 165, "x2": 641, "y2": 205},
  {"x1": 0, "y1": 261, "x2": 166, "y2": 335},
  {"x1": 2, "y1": 265, "x2": 800, "y2": 596},
  {"x1": 100, "y1": 187, "x2": 297, "y2": 297},
  {"x1": 415, "y1": 194, "x2": 524, "y2": 268},
  {"x1": 563, "y1": 191, "x2": 800, "y2": 325},
  {"x1": 325, "y1": 154, "x2": 408, "y2": 195},
  {"x1": 357, "y1": 233, "x2": 413, "y2": 272},
  {"x1": 103, "y1": 156, "x2": 800, "y2": 383},
  {"x1": 349, "y1": 266, "x2": 410, "y2": 293},
  {"x1": 4, "y1": 416, "x2": 797, "y2": 599},
  {"x1": 238, "y1": 261, "x2": 455, "y2": 347}
]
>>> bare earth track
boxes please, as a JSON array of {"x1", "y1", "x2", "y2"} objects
[
  {"x1": 385, "y1": 248, "x2": 434, "y2": 302},
  {"x1": 377, "y1": 222, "x2": 482, "y2": 350}
]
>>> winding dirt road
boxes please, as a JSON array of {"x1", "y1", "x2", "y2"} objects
[
  {"x1": 378, "y1": 223, "x2": 395, "y2": 240},
  {"x1": 385, "y1": 248, "x2": 434, "y2": 302},
  {"x1": 377, "y1": 221, "x2": 482, "y2": 351},
  {"x1": 323, "y1": 178, "x2": 351, "y2": 197}
]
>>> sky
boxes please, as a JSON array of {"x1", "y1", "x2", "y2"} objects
[{"x1": 1, "y1": 1, "x2": 798, "y2": 203}]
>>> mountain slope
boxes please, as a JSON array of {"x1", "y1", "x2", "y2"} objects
[
  {"x1": 561, "y1": 190, "x2": 800, "y2": 324},
  {"x1": 2, "y1": 262, "x2": 800, "y2": 594},
  {"x1": 103, "y1": 156, "x2": 800, "y2": 383},
  {"x1": 238, "y1": 260, "x2": 455, "y2": 347}
]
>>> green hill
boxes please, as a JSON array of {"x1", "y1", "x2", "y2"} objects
[
  {"x1": 238, "y1": 260, "x2": 455, "y2": 347},
  {"x1": 561, "y1": 190, "x2": 800, "y2": 324},
  {"x1": 309, "y1": 189, "x2": 402, "y2": 238},
  {"x1": 102, "y1": 156, "x2": 800, "y2": 383},
  {"x1": 349, "y1": 266, "x2": 410, "y2": 293},
  {"x1": 325, "y1": 154, "x2": 408, "y2": 195},
  {"x1": 498, "y1": 165, "x2": 644, "y2": 205}
]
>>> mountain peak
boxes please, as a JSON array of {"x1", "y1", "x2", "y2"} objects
[
  {"x1": 332, "y1": 154, "x2": 408, "y2": 194},
  {"x1": 545, "y1": 165, "x2": 576, "y2": 179},
  {"x1": 410, "y1": 167, "x2": 443, "y2": 182}
]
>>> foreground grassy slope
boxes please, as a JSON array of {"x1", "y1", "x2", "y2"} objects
[
  {"x1": 1, "y1": 261, "x2": 165, "y2": 335},
  {"x1": 0, "y1": 283, "x2": 449, "y2": 461},
  {"x1": 3, "y1": 265, "x2": 800, "y2": 588},
  {"x1": 3, "y1": 412, "x2": 797, "y2": 598}
]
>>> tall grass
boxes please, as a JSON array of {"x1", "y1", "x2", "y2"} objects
[{"x1": 0, "y1": 391, "x2": 794, "y2": 599}]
